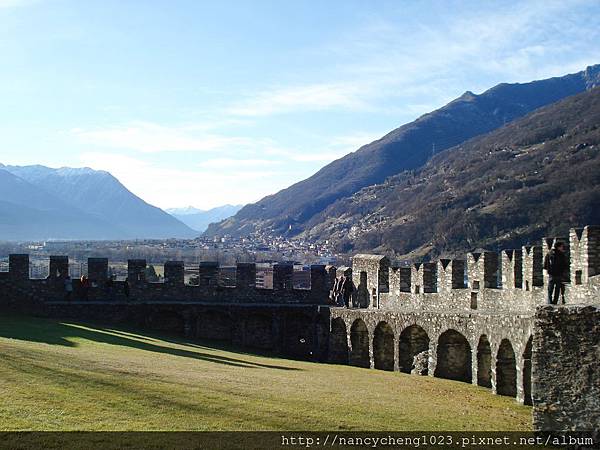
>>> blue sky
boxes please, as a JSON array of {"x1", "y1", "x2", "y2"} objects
[{"x1": 1, "y1": 0, "x2": 599, "y2": 209}]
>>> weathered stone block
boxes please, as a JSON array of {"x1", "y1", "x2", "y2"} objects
[
  {"x1": 9, "y1": 254, "x2": 29, "y2": 280},
  {"x1": 236, "y1": 262, "x2": 256, "y2": 290},
  {"x1": 164, "y1": 261, "x2": 184, "y2": 285},
  {"x1": 199, "y1": 261, "x2": 219, "y2": 288},
  {"x1": 273, "y1": 263, "x2": 293, "y2": 291},
  {"x1": 49, "y1": 256, "x2": 69, "y2": 281},
  {"x1": 310, "y1": 264, "x2": 327, "y2": 293},
  {"x1": 532, "y1": 305, "x2": 600, "y2": 431},
  {"x1": 128, "y1": 259, "x2": 147, "y2": 284},
  {"x1": 88, "y1": 258, "x2": 108, "y2": 284}
]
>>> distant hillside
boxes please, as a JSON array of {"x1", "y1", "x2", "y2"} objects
[
  {"x1": 205, "y1": 64, "x2": 600, "y2": 238},
  {"x1": 300, "y1": 87, "x2": 600, "y2": 259},
  {"x1": 166, "y1": 204, "x2": 243, "y2": 232},
  {"x1": 0, "y1": 165, "x2": 196, "y2": 240}
]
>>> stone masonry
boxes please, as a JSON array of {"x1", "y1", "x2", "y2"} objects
[{"x1": 1, "y1": 225, "x2": 599, "y2": 431}]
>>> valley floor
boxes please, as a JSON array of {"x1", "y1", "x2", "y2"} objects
[{"x1": 0, "y1": 315, "x2": 531, "y2": 431}]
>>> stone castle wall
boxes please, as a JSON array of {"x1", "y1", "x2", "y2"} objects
[
  {"x1": 532, "y1": 305, "x2": 600, "y2": 432},
  {"x1": 353, "y1": 226, "x2": 600, "y2": 314},
  {"x1": 0, "y1": 258, "x2": 330, "y2": 307},
  {"x1": 1, "y1": 225, "x2": 599, "y2": 432}
]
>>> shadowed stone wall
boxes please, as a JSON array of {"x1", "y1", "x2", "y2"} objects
[
  {"x1": 532, "y1": 305, "x2": 600, "y2": 431},
  {"x1": 1, "y1": 225, "x2": 599, "y2": 432}
]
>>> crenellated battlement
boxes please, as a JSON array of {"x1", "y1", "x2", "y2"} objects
[
  {"x1": 438, "y1": 259, "x2": 466, "y2": 292},
  {"x1": 1, "y1": 225, "x2": 598, "y2": 431},
  {"x1": 2, "y1": 225, "x2": 599, "y2": 312},
  {"x1": 501, "y1": 249, "x2": 523, "y2": 289},
  {"x1": 0, "y1": 257, "x2": 330, "y2": 306},
  {"x1": 467, "y1": 251, "x2": 498, "y2": 290},
  {"x1": 569, "y1": 226, "x2": 600, "y2": 282},
  {"x1": 325, "y1": 225, "x2": 600, "y2": 314}
]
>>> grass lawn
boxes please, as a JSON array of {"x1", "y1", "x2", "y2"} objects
[{"x1": 0, "y1": 315, "x2": 532, "y2": 431}]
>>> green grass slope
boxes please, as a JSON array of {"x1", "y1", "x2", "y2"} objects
[{"x1": 0, "y1": 315, "x2": 531, "y2": 431}]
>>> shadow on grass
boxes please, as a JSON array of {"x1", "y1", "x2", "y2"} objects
[
  {"x1": 0, "y1": 352, "x2": 310, "y2": 431},
  {"x1": 0, "y1": 315, "x2": 300, "y2": 371}
]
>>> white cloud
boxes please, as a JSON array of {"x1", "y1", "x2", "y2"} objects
[
  {"x1": 262, "y1": 131, "x2": 386, "y2": 163},
  {"x1": 235, "y1": 0, "x2": 600, "y2": 121},
  {"x1": 198, "y1": 158, "x2": 280, "y2": 169},
  {"x1": 71, "y1": 121, "x2": 256, "y2": 153},
  {"x1": 77, "y1": 133, "x2": 380, "y2": 208},
  {"x1": 67, "y1": 0, "x2": 600, "y2": 209},
  {"x1": 78, "y1": 151, "x2": 292, "y2": 209},
  {"x1": 70, "y1": 119, "x2": 383, "y2": 167},
  {"x1": 228, "y1": 82, "x2": 372, "y2": 117}
]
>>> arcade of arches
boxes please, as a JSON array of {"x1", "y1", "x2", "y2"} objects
[{"x1": 332, "y1": 317, "x2": 531, "y2": 404}]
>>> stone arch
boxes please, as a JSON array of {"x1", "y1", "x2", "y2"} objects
[
  {"x1": 373, "y1": 322, "x2": 394, "y2": 371},
  {"x1": 522, "y1": 336, "x2": 533, "y2": 405},
  {"x1": 197, "y1": 310, "x2": 232, "y2": 341},
  {"x1": 148, "y1": 310, "x2": 185, "y2": 334},
  {"x1": 434, "y1": 329, "x2": 472, "y2": 382},
  {"x1": 329, "y1": 318, "x2": 349, "y2": 364},
  {"x1": 496, "y1": 339, "x2": 517, "y2": 397},
  {"x1": 349, "y1": 318, "x2": 370, "y2": 368},
  {"x1": 284, "y1": 313, "x2": 313, "y2": 360},
  {"x1": 399, "y1": 324, "x2": 430, "y2": 374},
  {"x1": 477, "y1": 335, "x2": 492, "y2": 388},
  {"x1": 244, "y1": 313, "x2": 274, "y2": 350}
]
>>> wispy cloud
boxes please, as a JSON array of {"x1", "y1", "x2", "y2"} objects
[
  {"x1": 225, "y1": 0, "x2": 599, "y2": 121},
  {"x1": 198, "y1": 158, "x2": 281, "y2": 169},
  {"x1": 71, "y1": 121, "x2": 257, "y2": 153},
  {"x1": 74, "y1": 128, "x2": 381, "y2": 208},
  {"x1": 78, "y1": 151, "x2": 284, "y2": 209},
  {"x1": 64, "y1": 0, "x2": 600, "y2": 210},
  {"x1": 227, "y1": 82, "x2": 372, "y2": 117},
  {"x1": 263, "y1": 131, "x2": 387, "y2": 163}
]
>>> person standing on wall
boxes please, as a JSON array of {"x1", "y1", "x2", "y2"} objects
[
  {"x1": 342, "y1": 275, "x2": 354, "y2": 308},
  {"x1": 543, "y1": 242, "x2": 568, "y2": 305}
]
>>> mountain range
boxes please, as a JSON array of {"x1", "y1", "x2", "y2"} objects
[
  {"x1": 205, "y1": 64, "x2": 600, "y2": 245},
  {"x1": 0, "y1": 165, "x2": 197, "y2": 240},
  {"x1": 3, "y1": 65, "x2": 599, "y2": 249},
  {"x1": 302, "y1": 86, "x2": 600, "y2": 259},
  {"x1": 166, "y1": 205, "x2": 243, "y2": 232}
]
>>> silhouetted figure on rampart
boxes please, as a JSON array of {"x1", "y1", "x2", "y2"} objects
[
  {"x1": 341, "y1": 275, "x2": 354, "y2": 308},
  {"x1": 544, "y1": 242, "x2": 568, "y2": 305}
]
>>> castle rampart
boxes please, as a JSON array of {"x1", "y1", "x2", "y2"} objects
[
  {"x1": 1, "y1": 225, "x2": 599, "y2": 431},
  {"x1": 0, "y1": 258, "x2": 331, "y2": 306}
]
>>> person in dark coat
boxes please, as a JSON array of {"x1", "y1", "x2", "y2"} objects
[
  {"x1": 543, "y1": 242, "x2": 568, "y2": 305},
  {"x1": 341, "y1": 275, "x2": 354, "y2": 308}
]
